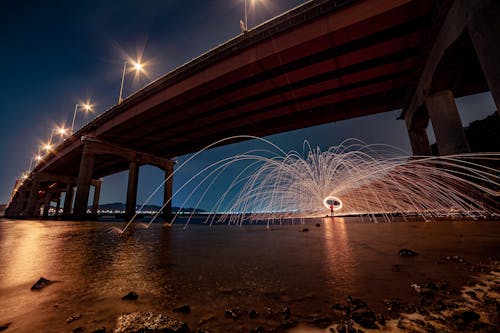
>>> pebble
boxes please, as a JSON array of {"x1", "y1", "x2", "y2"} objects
[{"x1": 121, "y1": 291, "x2": 138, "y2": 300}]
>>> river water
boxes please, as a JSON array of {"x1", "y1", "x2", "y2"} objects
[{"x1": 0, "y1": 218, "x2": 499, "y2": 332}]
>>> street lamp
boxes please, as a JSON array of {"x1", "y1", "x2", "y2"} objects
[
  {"x1": 48, "y1": 125, "x2": 69, "y2": 144},
  {"x1": 71, "y1": 103, "x2": 93, "y2": 134},
  {"x1": 241, "y1": 0, "x2": 262, "y2": 32},
  {"x1": 118, "y1": 60, "x2": 145, "y2": 104}
]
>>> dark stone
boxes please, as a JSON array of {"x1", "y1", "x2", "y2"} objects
[
  {"x1": 399, "y1": 249, "x2": 418, "y2": 256},
  {"x1": 280, "y1": 320, "x2": 297, "y2": 329},
  {"x1": 115, "y1": 312, "x2": 189, "y2": 333},
  {"x1": 336, "y1": 323, "x2": 356, "y2": 333},
  {"x1": 465, "y1": 291, "x2": 479, "y2": 301},
  {"x1": 453, "y1": 311, "x2": 480, "y2": 324},
  {"x1": 121, "y1": 291, "x2": 138, "y2": 300},
  {"x1": 300, "y1": 228, "x2": 309, "y2": 232},
  {"x1": 66, "y1": 314, "x2": 82, "y2": 324},
  {"x1": 195, "y1": 329, "x2": 212, "y2": 333},
  {"x1": 315, "y1": 223, "x2": 321, "y2": 227},
  {"x1": 280, "y1": 306, "x2": 291, "y2": 320},
  {"x1": 331, "y1": 303, "x2": 348, "y2": 312},
  {"x1": 0, "y1": 323, "x2": 11, "y2": 332},
  {"x1": 225, "y1": 307, "x2": 240, "y2": 320},
  {"x1": 90, "y1": 327, "x2": 106, "y2": 333},
  {"x1": 351, "y1": 310, "x2": 378, "y2": 329},
  {"x1": 173, "y1": 304, "x2": 190, "y2": 314},
  {"x1": 347, "y1": 298, "x2": 367, "y2": 311},
  {"x1": 249, "y1": 309, "x2": 258, "y2": 319},
  {"x1": 31, "y1": 277, "x2": 54, "y2": 290},
  {"x1": 377, "y1": 314, "x2": 385, "y2": 326},
  {"x1": 71, "y1": 327, "x2": 84, "y2": 333},
  {"x1": 249, "y1": 325, "x2": 265, "y2": 333}
]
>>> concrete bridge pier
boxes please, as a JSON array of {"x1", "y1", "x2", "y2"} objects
[
  {"x1": 92, "y1": 180, "x2": 102, "y2": 216},
  {"x1": 73, "y1": 143, "x2": 96, "y2": 219},
  {"x1": 42, "y1": 192, "x2": 52, "y2": 219},
  {"x1": 63, "y1": 184, "x2": 74, "y2": 216},
  {"x1": 23, "y1": 178, "x2": 41, "y2": 217},
  {"x1": 426, "y1": 90, "x2": 470, "y2": 155},
  {"x1": 467, "y1": 0, "x2": 500, "y2": 114},
  {"x1": 125, "y1": 161, "x2": 139, "y2": 219},
  {"x1": 163, "y1": 162, "x2": 174, "y2": 220},
  {"x1": 408, "y1": 127, "x2": 431, "y2": 156}
]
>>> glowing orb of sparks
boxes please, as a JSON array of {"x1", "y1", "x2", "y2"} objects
[{"x1": 323, "y1": 196, "x2": 343, "y2": 211}]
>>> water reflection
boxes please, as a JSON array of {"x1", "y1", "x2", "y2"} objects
[{"x1": 322, "y1": 217, "x2": 359, "y2": 294}]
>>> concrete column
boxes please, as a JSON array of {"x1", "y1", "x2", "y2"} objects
[
  {"x1": 23, "y1": 179, "x2": 41, "y2": 217},
  {"x1": 92, "y1": 180, "x2": 102, "y2": 216},
  {"x1": 73, "y1": 143, "x2": 95, "y2": 219},
  {"x1": 163, "y1": 162, "x2": 174, "y2": 220},
  {"x1": 55, "y1": 198, "x2": 61, "y2": 218},
  {"x1": 467, "y1": 0, "x2": 500, "y2": 115},
  {"x1": 425, "y1": 90, "x2": 470, "y2": 155},
  {"x1": 125, "y1": 161, "x2": 139, "y2": 219},
  {"x1": 63, "y1": 184, "x2": 74, "y2": 216},
  {"x1": 42, "y1": 192, "x2": 52, "y2": 219},
  {"x1": 408, "y1": 127, "x2": 431, "y2": 156}
]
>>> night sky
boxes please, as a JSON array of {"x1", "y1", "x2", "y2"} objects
[{"x1": 0, "y1": 0, "x2": 495, "y2": 209}]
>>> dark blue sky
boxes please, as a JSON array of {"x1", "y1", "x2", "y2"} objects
[{"x1": 0, "y1": 0, "x2": 495, "y2": 208}]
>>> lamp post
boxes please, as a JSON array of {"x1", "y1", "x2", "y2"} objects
[
  {"x1": 241, "y1": 0, "x2": 261, "y2": 32},
  {"x1": 118, "y1": 61, "x2": 144, "y2": 104},
  {"x1": 71, "y1": 103, "x2": 93, "y2": 134},
  {"x1": 48, "y1": 125, "x2": 69, "y2": 144}
]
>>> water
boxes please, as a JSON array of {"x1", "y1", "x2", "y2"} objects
[{"x1": 0, "y1": 218, "x2": 499, "y2": 332}]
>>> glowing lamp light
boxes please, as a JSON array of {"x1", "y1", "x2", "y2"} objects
[
  {"x1": 133, "y1": 62, "x2": 143, "y2": 71},
  {"x1": 42, "y1": 143, "x2": 53, "y2": 152},
  {"x1": 57, "y1": 127, "x2": 68, "y2": 136},
  {"x1": 35, "y1": 154, "x2": 43, "y2": 161},
  {"x1": 323, "y1": 196, "x2": 343, "y2": 211},
  {"x1": 82, "y1": 103, "x2": 93, "y2": 112}
]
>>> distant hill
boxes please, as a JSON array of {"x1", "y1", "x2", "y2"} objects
[{"x1": 93, "y1": 202, "x2": 205, "y2": 213}]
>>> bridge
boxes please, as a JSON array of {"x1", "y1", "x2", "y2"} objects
[{"x1": 6, "y1": 0, "x2": 500, "y2": 220}]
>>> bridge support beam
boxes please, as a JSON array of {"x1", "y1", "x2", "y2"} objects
[
  {"x1": 63, "y1": 184, "x2": 74, "y2": 216},
  {"x1": 92, "y1": 180, "x2": 102, "y2": 216},
  {"x1": 125, "y1": 161, "x2": 139, "y2": 219},
  {"x1": 408, "y1": 127, "x2": 431, "y2": 156},
  {"x1": 42, "y1": 192, "x2": 51, "y2": 219},
  {"x1": 74, "y1": 143, "x2": 95, "y2": 219},
  {"x1": 23, "y1": 178, "x2": 41, "y2": 217},
  {"x1": 163, "y1": 162, "x2": 174, "y2": 220},
  {"x1": 467, "y1": 0, "x2": 500, "y2": 115},
  {"x1": 426, "y1": 90, "x2": 469, "y2": 155},
  {"x1": 55, "y1": 198, "x2": 61, "y2": 218}
]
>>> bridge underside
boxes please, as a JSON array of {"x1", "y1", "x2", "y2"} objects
[{"x1": 46, "y1": 0, "x2": 441, "y2": 179}]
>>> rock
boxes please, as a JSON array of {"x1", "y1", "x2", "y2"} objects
[
  {"x1": 249, "y1": 309, "x2": 258, "y2": 318},
  {"x1": 377, "y1": 314, "x2": 385, "y2": 326},
  {"x1": 347, "y1": 298, "x2": 367, "y2": 311},
  {"x1": 224, "y1": 307, "x2": 240, "y2": 320},
  {"x1": 66, "y1": 314, "x2": 82, "y2": 324},
  {"x1": 300, "y1": 228, "x2": 309, "y2": 232},
  {"x1": 312, "y1": 314, "x2": 332, "y2": 327},
  {"x1": 173, "y1": 304, "x2": 190, "y2": 314},
  {"x1": 453, "y1": 311, "x2": 480, "y2": 324},
  {"x1": 352, "y1": 310, "x2": 378, "y2": 329},
  {"x1": 31, "y1": 277, "x2": 54, "y2": 290},
  {"x1": 336, "y1": 323, "x2": 356, "y2": 333},
  {"x1": 249, "y1": 325, "x2": 265, "y2": 333},
  {"x1": 115, "y1": 312, "x2": 189, "y2": 333},
  {"x1": 399, "y1": 248, "x2": 418, "y2": 256},
  {"x1": 280, "y1": 320, "x2": 297, "y2": 329},
  {"x1": 315, "y1": 223, "x2": 321, "y2": 227},
  {"x1": 331, "y1": 303, "x2": 348, "y2": 312},
  {"x1": 71, "y1": 327, "x2": 84, "y2": 333},
  {"x1": 410, "y1": 283, "x2": 433, "y2": 296},
  {"x1": 90, "y1": 327, "x2": 106, "y2": 333},
  {"x1": 121, "y1": 291, "x2": 138, "y2": 300},
  {"x1": 0, "y1": 323, "x2": 11, "y2": 331},
  {"x1": 194, "y1": 328, "x2": 212, "y2": 333},
  {"x1": 280, "y1": 306, "x2": 291, "y2": 320}
]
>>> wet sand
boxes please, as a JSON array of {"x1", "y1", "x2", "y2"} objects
[{"x1": 0, "y1": 218, "x2": 498, "y2": 332}]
